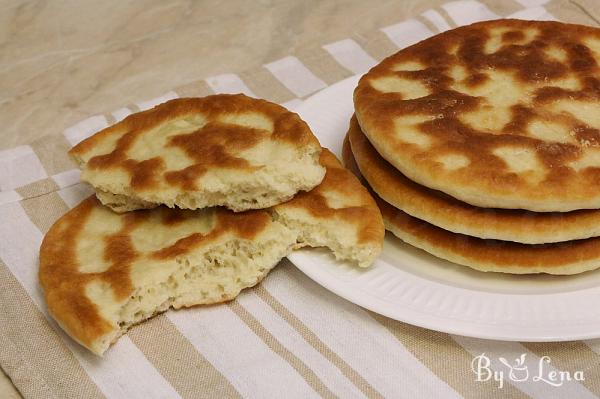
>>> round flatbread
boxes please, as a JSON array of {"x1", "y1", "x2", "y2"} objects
[
  {"x1": 70, "y1": 94, "x2": 326, "y2": 212},
  {"x1": 342, "y1": 136, "x2": 600, "y2": 275},
  {"x1": 40, "y1": 149, "x2": 383, "y2": 355},
  {"x1": 347, "y1": 115, "x2": 600, "y2": 244},
  {"x1": 354, "y1": 19, "x2": 600, "y2": 212}
]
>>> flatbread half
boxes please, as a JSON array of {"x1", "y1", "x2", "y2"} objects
[{"x1": 70, "y1": 94, "x2": 326, "y2": 212}]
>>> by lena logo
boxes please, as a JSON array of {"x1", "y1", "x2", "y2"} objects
[{"x1": 471, "y1": 353, "x2": 584, "y2": 388}]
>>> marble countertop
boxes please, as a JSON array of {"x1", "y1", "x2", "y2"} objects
[{"x1": 1, "y1": 0, "x2": 428, "y2": 150}]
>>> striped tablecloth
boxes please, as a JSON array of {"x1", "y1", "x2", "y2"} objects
[{"x1": 2, "y1": 1, "x2": 600, "y2": 398}]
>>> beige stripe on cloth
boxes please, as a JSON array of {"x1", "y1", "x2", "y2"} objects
[
  {"x1": 254, "y1": 284, "x2": 385, "y2": 399},
  {"x1": 479, "y1": 0, "x2": 523, "y2": 17},
  {"x1": 295, "y1": 47, "x2": 354, "y2": 86},
  {"x1": 227, "y1": 300, "x2": 338, "y2": 399},
  {"x1": 238, "y1": 67, "x2": 298, "y2": 104},
  {"x1": 174, "y1": 80, "x2": 214, "y2": 98},
  {"x1": 29, "y1": 134, "x2": 75, "y2": 177},
  {"x1": 127, "y1": 315, "x2": 242, "y2": 399},
  {"x1": 371, "y1": 314, "x2": 529, "y2": 399},
  {"x1": 352, "y1": 30, "x2": 400, "y2": 64},
  {"x1": 19, "y1": 191, "x2": 70, "y2": 233},
  {"x1": 15, "y1": 179, "x2": 60, "y2": 201},
  {"x1": 552, "y1": 0, "x2": 600, "y2": 26},
  {"x1": 0, "y1": 261, "x2": 105, "y2": 399},
  {"x1": 524, "y1": 342, "x2": 600, "y2": 396}
]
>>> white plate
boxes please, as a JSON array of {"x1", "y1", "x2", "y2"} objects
[{"x1": 288, "y1": 75, "x2": 600, "y2": 342}]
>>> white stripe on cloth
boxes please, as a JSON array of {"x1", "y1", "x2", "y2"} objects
[
  {"x1": 262, "y1": 266, "x2": 461, "y2": 399},
  {"x1": 442, "y1": 1, "x2": 500, "y2": 26},
  {"x1": 0, "y1": 190, "x2": 21, "y2": 205},
  {"x1": 0, "y1": 201, "x2": 182, "y2": 399},
  {"x1": 281, "y1": 98, "x2": 304, "y2": 112},
  {"x1": 63, "y1": 115, "x2": 109, "y2": 146},
  {"x1": 205, "y1": 73, "x2": 256, "y2": 96},
  {"x1": 111, "y1": 107, "x2": 133, "y2": 122},
  {"x1": 237, "y1": 290, "x2": 366, "y2": 398},
  {"x1": 167, "y1": 304, "x2": 321, "y2": 398},
  {"x1": 508, "y1": 6, "x2": 557, "y2": 21},
  {"x1": 57, "y1": 182, "x2": 93, "y2": 208},
  {"x1": 51, "y1": 169, "x2": 80, "y2": 189},
  {"x1": 322, "y1": 39, "x2": 377, "y2": 75},
  {"x1": 454, "y1": 336, "x2": 596, "y2": 399},
  {"x1": 422, "y1": 9, "x2": 452, "y2": 32},
  {"x1": 380, "y1": 19, "x2": 433, "y2": 49},
  {"x1": 265, "y1": 56, "x2": 327, "y2": 98},
  {"x1": 136, "y1": 91, "x2": 179, "y2": 111},
  {"x1": 0, "y1": 146, "x2": 47, "y2": 191}
]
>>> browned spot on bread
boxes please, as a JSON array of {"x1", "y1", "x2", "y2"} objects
[
  {"x1": 465, "y1": 72, "x2": 489, "y2": 87},
  {"x1": 272, "y1": 112, "x2": 315, "y2": 145},
  {"x1": 70, "y1": 94, "x2": 320, "y2": 192},
  {"x1": 151, "y1": 210, "x2": 271, "y2": 259},
  {"x1": 127, "y1": 158, "x2": 165, "y2": 190},
  {"x1": 502, "y1": 30, "x2": 525, "y2": 42},
  {"x1": 164, "y1": 122, "x2": 265, "y2": 190}
]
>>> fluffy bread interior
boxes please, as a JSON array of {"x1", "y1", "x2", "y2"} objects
[
  {"x1": 85, "y1": 147, "x2": 325, "y2": 213},
  {"x1": 85, "y1": 207, "x2": 378, "y2": 355},
  {"x1": 89, "y1": 229, "x2": 295, "y2": 355}
]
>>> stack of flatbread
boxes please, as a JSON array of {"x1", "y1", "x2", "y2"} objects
[
  {"x1": 39, "y1": 94, "x2": 384, "y2": 355},
  {"x1": 346, "y1": 19, "x2": 600, "y2": 275}
]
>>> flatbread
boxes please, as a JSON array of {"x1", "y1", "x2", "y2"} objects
[
  {"x1": 39, "y1": 150, "x2": 383, "y2": 355},
  {"x1": 70, "y1": 94, "x2": 326, "y2": 212},
  {"x1": 342, "y1": 136, "x2": 600, "y2": 275},
  {"x1": 347, "y1": 115, "x2": 600, "y2": 244},
  {"x1": 354, "y1": 19, "x2": 600, "y2": 212}
]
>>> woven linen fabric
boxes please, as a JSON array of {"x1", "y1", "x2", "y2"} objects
[{"x1": 3, "y1": 1, "x2": 600, "y2": 398}]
